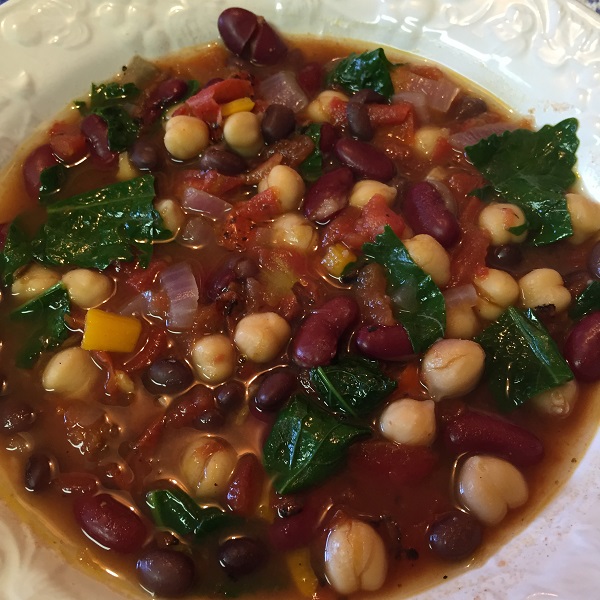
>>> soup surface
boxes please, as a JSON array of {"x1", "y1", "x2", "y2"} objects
[{"x1": 1, "y1": 7, "x2": 600, "y2": 600}]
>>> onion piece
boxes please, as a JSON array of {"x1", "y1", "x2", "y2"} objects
[
  {"x1": 444, "y1": 284, "x2": 478, "y2": 309},
  {"x1": 118, "y1": 291, "x2": 152, "y2": 317},
  {"x1": 179, "y1": 217, "x2": 215, "y2": 249},
  {"x1": 392, "y1": 91, "x2": 429, "y2": 123},
  {"x1": 257, "y1": 71, "x2": 309, "y2": 113},
  {"x1": 181, "y1": 187, "x2": 232, "y2": 220},
  {"x1": 449, "y1": 123, "x2": 519, "y2": 150},
  {"x1": 160, "y1": 262, "x2": 199, "y2": 330},
  {"x1": 406, "y1": 74, "x2": 460, "y2": 113}
]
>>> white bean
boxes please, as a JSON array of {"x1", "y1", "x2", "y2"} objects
[
  {"x1": 473, "y1": 268, "x2": 520, "y2": 321},
  {"x1": 518, "y1": 268, "x2": 571, "y2": 313},
  {"x1": 566, "y1": 192, "x2": 600, "y2": 244},
  {"x1": 349, "y1": 180, "x2": 397, "y2": 209},
  {"x1": 234, "y1": 312, "x2": 291, "y2": 363},
  {"x1": 379, "y1": 398, "x2": 436, "y2": 446},
  {"x1": 11, "y1": 264, "x2": 61, "y2": 303},
  {"x1": 457, "y1": 455, "x2": 528, "y2": 526},
  {"x1": 191, "y1": 334, "x2": 236, "y2": 384},
  {"x1": 116, "y1": 152, "x2": 140, "y2": 181},
  {"x1": 257, "y1": 164, "x2": 305, "y2": 212},
  {"x1": 164, "y1": 115, "x2": 210, "y2": 160},
  {"x1": 155, "y1": 198, "x2": 185, "y2": 235},
  {"x1": 478, "y1": 202, "x2": 527, "y2": 245},
  {"x1": 223, "y1": 111, "x2": 263, "y2": 157},
  {"x1": 62, "y1": 269, "x2": 113, "y2": 309},
  {"x1": 403, "y1": 234, "x2": 451, "y2": 287},
  {"x1": 42, "y1": 346, "x2": 101, "y2": 399},
  {"x1": 531, "y1": 380, "x2": 578, "y2": 418},
  {"x1": 421, "y1": 339, "x2": 485, "y2": 401},
  {"x1": 270, "y1": 213, "x2": 318, "y2": 252},
  {"x1": 305, "y1": 90, "x2": 349, "y2": 124},
  {"x1": 324, "y1": 517, "x2": 387, "y2": 595}
]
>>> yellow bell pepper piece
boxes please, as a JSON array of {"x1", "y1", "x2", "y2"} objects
[
  {"x1": 322, "y1": 243, "x2": 357, "y2": 277},
  {"x1": 81, "y1": 308, "x2": 142, "y2": 353},
  {"x1": 221, "y1": 97, "x2": 255, "y2": 117},
  {"x1": 285, "y1": 548, "x2": 318, "y2": 597}
]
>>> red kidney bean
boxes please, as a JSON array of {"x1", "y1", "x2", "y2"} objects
[
  {"x1": 249, "y1": 19, "x2": 287, "y2": 65},
  {"x1": 81, "y1": 114, "x2": 118, "y2": 168},
  {"x1": 22, "y1": 144, "x2": 59, "y2": 199},
  {"x1": 24, "y1": 452, "x2": 54, "y2": 492},
  {"x1": 254, "y1": 369, "x2": 297, "y2": 412},
  {"x1": 303, "y1": 166, "x2": 354, "y2": 223},
  {"x1": 346, "y1": 102, "x2": 373, "y2": 141},
  {"x1": 449, "y1": 96, "x2": 488, "y2": 121},
  {"x1": 143, "y1": 78, "x2": 189, "y2": 125},
  {"x1": 564, "y1": 311, "x2": 600, "y2": 381},
  {"x1": 319, "y1": 122, "x2": 339, "y2": 153},
  {"x1": 129, "y1": 138, "x2": 160, "y2": 171},
  {"x1": 428, "y1": 510, "x2": 482, "y2": 561},
  {"x1": 261, "y1": 104, "x2": 296, "y2": 144},
  {"x1": 136, "y1": 548, "x2": 195, "y2": 597},
  {"x1": 588, "y1": 241, "x2": 600, "y2": 279},
  {"x1": 73, "y1": 493, "x2": 147, "y2": 553},
  {"x1": 355, "y1": 323, "x2": 413, "y2": 361},
  {"x1": 297, "y1": 62, "x2": 324, "y2": 98},
  {"x1": 218, "y1": 537, "x2": 267, "y2": 579},
  {"x1": 226, "y1": 453, "x2": 264, "y2": 517},
  {"x1": 0, "y1": 399, "x2": 36, "y2": 434},
  {"x1": 198, "y1": 146, "x2": 246, "y2": 175},
  {"x1": 291, "y1": 296, "x2": 359, "y2": 367},
  {"x1": 403, "y1": 181, "x2": 460, "y2": 248},
  {"x1": 443, "y1": 410, "x2": 544, "y2": 467},
  {"x1": 215, "y1": 381, "x2": 245, "y2": 413},
  {"x1": 334, "y1": 137, "x2": 395, "y2": 182}
]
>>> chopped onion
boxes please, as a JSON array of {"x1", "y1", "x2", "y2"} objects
[
  {"x1": 257, "y1": 71, "x2": 309, "y2": 113},
  {"x1": 181, "y1": 187, "x2": 232, "y2": 220},
  {"x1": 118, "y1": 291, "x2": 152, "y2": 317},
  {"x1": 444, "y1": 284, "x2": 478, "y2": 308},
  {"x1": 406, "y1": 74, "x2": 460, "y2": 113},
  {"x1": 392, "y1": 91, "x2": 429, "y2": 123},
  {"x1": 160, "y1": 262, "x2": 199, "y2": 330},
  {"x1": 449, "y1": 123, "x2": 519, "y2": 150},
  {"x1": 179, "y1": 217, "x2": 215, "y2": 249}
]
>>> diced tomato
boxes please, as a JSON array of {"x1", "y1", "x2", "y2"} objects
[
  {"x1": 122, "y1": 327, "x2": 169, "y2": 373},
  {"x1": 447, "y1": 171, "x2": 486, "y2": 202},
  {"x1": 431, "y1": 136, "x2": 454, "y2": 164},
  {"x1": 367, "y1": 102, "x2": 412, "y2": 127},
  {"x1": 125, "y1": 258, "x2": 168, "y2": 292},
  {"x1": 165, "y1": 385, "x2": 215, "y2": 428},
  {"x1": 449, "y1": 223, "x2": 491, "y2": 287},
  {"x1": 327, "y1": 96, "x2": 348, "y2": 127},
  {"x1": 175, "y1": 169, "x2": 243, "y2": 198},
  {"x1": 49, "y1": 121, "x2": 87, "y2": 164},
  {"x1": 321, "y1": 206, "x2": 361, "y2": 248}
]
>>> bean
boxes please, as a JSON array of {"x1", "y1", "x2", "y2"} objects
[
  {"x1": 254, "y1": 369, "x2": 297, "y2": 412},
  {"x1": 73, "y1": 493, "x2": 147, "y2": 553},
  {"x1": 291, "y1": 296, "x2": 359, "y2": 367},
  {"x1": 587, "y1": 241, "x2": 600, "y2": 279},
  {"x1": 142, "y1": 358, "x2": 194, "y2": 396},
  {"x1": 485, "y1": 244, "x2": 523, "y2": 273},
  {"x1": 297, "y1": 62, "x2": 324, "y2": 98},
  {"x1": 22, "y1": 144, "x2": 60, "y2": 199},
  {"x1": 352, "y1": 89, "x2": 387, "y2": 104},
  {"x1": 193, "y1": 408, "x2": 225, "y2": 430},
  {"x1": 403, "y1": 181, "x2": 460, "y2": 248},
  {"x1": 334, "y1": 137, "x2": 395, "y2": 182},
  {"x1": 564, "y1": 311, "x2": 600, "y2": 381},
  {"x1": 198, "y1": 146, "x2": 246, "y2": 175},
  {"x1": 165, "y1": 385, "x2": 215, "y2": 428},
  {"x1": 428, "y1": 510, "x2": 482, "y2": 560},
  {"x1": 129, "y1": 138, "x2": 160, "y2": 171},
  {"x1": 80, "y1": 114, "x2": 119, "y2": 168},
  {"x1": 319, "y1": 122, "x2": 339, "y2": 153},
  {"x1": 226, "y1": 453, "x2": 264, "y2": 516},
  {"x1": 449, "y1": 96, "x2": 488, "y2": 121},
  {"x1": 0, "y1": 399, "x2": 36, "y2": 434},
  {"x1": 218, "y1": 537, "x2": 267, "y2": 579},
  {"x1": 261, "y1": 104, "x2": 296, "y2": 144},
  {"x1": 136, "y1": 548, "x2": 195, "y2": 597},
  {"x1": 443, "y1": 410, "x2": 544, "y2": 467},
  {"x1": 355, "y1": 323, "x2": 413, "y2": 361},
  {"x1": 215, "y1": 381, "x2": 245, "y2": 413},
  {"x1": 346, "y1": 102, "x2": 373, "y2": 141},
  {"x1": 303, "y1": 166, "x2": 354, "y2": 223},
  {"x1": 249, "y1": 19, "x2": 287, "y2": 65},
  {"x1": 24, "y1": 452, "x2": 54, "y2": 492},
  {"x1": 143, "y1": 78, "x2": 189, "y2": 125}
]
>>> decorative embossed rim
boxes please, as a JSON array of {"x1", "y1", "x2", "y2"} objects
[{"x1": 0, "y1": 1, "x2": 600, "y2": 599}]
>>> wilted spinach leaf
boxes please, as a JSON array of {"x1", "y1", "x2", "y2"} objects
[
  {"x1": 0, "y1": 221, "x2": 33, "y2": 286},
  {"x1": 89, "y1": 82, "x2": 140, "y2": 110},
  {"x1": 569, "y1": 280, "x2": 600, "y2": 321},
  {"x1": 299, "y1": 123, "x2": 323, "y2": 182},
  {"x1": 39, "y1": 164, "x2": 67, "y2": 199},
  {"x1": 92, "y1": 105, "x2": 140, "y2": 152}
]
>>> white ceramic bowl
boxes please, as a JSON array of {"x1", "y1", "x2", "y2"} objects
[{"x1": 0, "y1": 1, "x2": 599, "y2": 599}]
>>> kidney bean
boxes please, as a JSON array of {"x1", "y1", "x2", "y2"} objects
[
  {"x1": 142, "y1": 358, "x2": 194, "y2": 396},
  {"x1": 261, "y1": 104, "x2": 296, "y2": 144},
  {"x1": 355, "y1": 323, "x2": 414, "y2": 361},
  {"x1": 564, "y1": 311, "x2": 600, "y2": 381},
  {"x1": 81, "y1": 114, "x2": 118, "y2": 168},
  {"x1": 449, "y1": 96, "x2": 488, "y2": 121},
  {"x1": 143, "y1": 78, "x2": 189, "y2": 125},
  {"x1": 136, "y1": 548, "x2": 195, "y2": 597},
  {"x1": 346, "y1": 102, "x2": 373, "y2": 141},
  {"x1": 428, "y1": 510, "x2": 482, "y2": 560},
  {"x1": 291, "y1": 296, "x2": 359, "y2": 367},
  {"x1": 587, "y1": 241, "x2": 600, "y2": 280},
  {"x1": 254, "y1": 369, "x2": 297, "y2": 412},
  {"x1": 297, "y1": 62, "x2": 324, "y2": 98},
  {"x1": 303, "y1": 166, "x2": 354, "y2": 223},
  {"x1": 0, "y1": 399, "x2": 36, "y2": 434},
  {"x1": 334, "y1": 137, "x2": 395, "y2": 182},
  {"x1": 485, "y1": 244, "x2": 523, "y2": 273},
  {"x1": 198, "y1": 146, "x2": 246, "y2": 175},
  {"x1": 218, "y1": 537, "x2": 267, "y2": 579},
  {"x1": 226, "y1": 453, "x2": 264, "y2": 517},
  {"x1": 249, "y1": 19, "x2": 287, "y2": 65},
  {"x1": 215, "y1": 381, "x2": 245, "y2": 413},
  {"x1": 443, "y1": 410, "x2": 544, "y2": 467},
  {"x1": 24, "y1": 452, "x2": 54, "y2": 492},
  {"x1": 403, "y1": 181, "x2": 460, "y2": 248},
  {"x1": 319, "y1": 122, "x2": 339, "y2": 153},
  {"x1": 22, "y1": 144, "x2": 59, "y2": 199},
  {"x1": 73, "y1": 493, "x2": 147, "y2": 553},
  {"x1": 129, "y1": 138, "x2": 160, "y2": 171}
]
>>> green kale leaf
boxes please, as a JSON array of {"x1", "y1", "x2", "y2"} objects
[
  {"x1": 0, "y1": 221, "x2": 33, "y2": 286},
  {"x1": 89, "y1": 82, "x2": 140, "y2": 110},
  {"x1": 299, "y1": 123, "x2": 323, "y2": 182},
  {"x1": 569, "y1": 280, "x2": 600, "y2": 321},
  {"x1": 465, "y1": 119, "x2": 579, "y2": 245},
  {"x1": 39, "y1": 164, "x2": 67, "y2": 199},
  {"x1": 92, "y1": 105, "x2": 140, "y2": 152}
]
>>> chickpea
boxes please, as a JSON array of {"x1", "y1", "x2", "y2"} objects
[
  {"x1": 257, "y1": 165, "x2": 305, "y2": 212},
  {"x1": 222, "y1": 111, "x2": 263, "y2": 157},
  {"x1": 42, "y1": 346, "x2": 101, "y2": 399},
  {"x1": 518, "y1": 268, "x2": 571, "y2": 313},
  {"x1": 164, "y1": 115, "x2": 210, "y2": 160},
  {"x1": 457, "y1": 455, "x2": 528, "y2": 526},
  {"x1": 180, "y1": 435, "x2": 236, "y2": 500},
  {"x1": 349, "y1": 180, "x2": 397, "y2": 209},
  {"x1": 473, "y1": 268, "x2": 520, "y2": 321},
  {"x1": 421, "y1": 339, "x2": 485, "y2": 401},
  {"x1": 445, "y1": 304, "x2": 480, "y2": 340},
  {"x1": 191, "y1": 334, "x2": 236, "y2": 384},
  {"x1": 234, "y1": 312, "x2": 291, "y2": 363},
  {"x1": 414, "y1": 126, "x2": 449, "y2": 159},
  {"x1": 270, "y1": 214, "x2": 318, "y2": 252},
  {"x1": 403, "y1": 234, "x2": 451, "y2": 287},
  {"x1": 324, "y1": 517, "x2": 387, "y2": 595},
  {"x1": 305, "y1": 90, "x2": 349, "y2": 124},
  {"x1": 62, "y1": 269, "x2": 113, "y2": 309},
  {"x1": 379, "y1": 398, "x2": 436, "y2": 446},
  {"x1": 155, "y1": 198, "x2": 185, "y2": 235},
  {"x1": 11, "y1": 264, "x2": 60, "y2": 302},
  {"x1": 116, "y1": 152, "x2": 140, "y2": 181},
  {"x1": 478, "y1": 202, "x2": 527, "y2": 245},
  {"x1": 566, "y1": 192, "x2": 600, "y2": 244},
  {"x1": 530, "y1": 380, "x2": 577, "y2": 418}
]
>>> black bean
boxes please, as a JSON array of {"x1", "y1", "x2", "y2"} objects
[
  {"x1": 485, "y1": 244, "x2": 523, "y2": 273},
  {"x1": 218, "y1": 537, "x2": 266, "y2": 580},
  {"x1": 428, "y1": 510, "x2": 482, "y2": 560},
  {"x1": 215, "y1": 381, "x2": 245, "y2": 413},
  {"x1": 193, "y1": 408, "x2": 225, "y2": 430},
  {"x1": 346, "y1": 102, "x2": 373, "y2": 141},
  {"x1": 449, "y1": 96, "x2": 488, "y2": 121},
  {"x1": 142, "y1": 358, "x2": 194, "y2": 396},
  {"x1": 588, "y1": 241, "x2": 600, "y2": 279},
  {"x1": 129, "y1": 138, "x2": 160, "y2": 171},
  {"x1": 0, "y1": 399, "x2": 36, "y2": 434},
  {"x1": 261, "y1": 104, "x2": 296, "y2": 144},
  {"x1": 198, "y1": 146, "x2": 246, "y2": 175},
  {"x1": 24, "y1": 452, "x2": 54, "y2": 492},
  {"x1": 136, "y1": 548, "x2": 195, "y2": 597},
  {"x1": 254, "y1": 369, "x2": 297, "y2": 412}
]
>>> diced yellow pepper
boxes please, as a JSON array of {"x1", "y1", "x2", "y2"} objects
[
  {"x1": 321, "y1": 243, "x2": 357, "y2": 277},
  {"x1": 285, "y1": 548, "x2": 318, "y2": 598},
  {"x1": 221, "y1": 97, "x2": 255, "y2": 117},
  {"x1": 81, "y1": 308, "x2": 142, "y2": 353}
]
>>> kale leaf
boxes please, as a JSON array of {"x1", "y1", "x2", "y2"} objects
[
  {"x1": 465, "y1": 119, "x2": 579, "y2": 245},
  {"x1": 363, "y1": 226, "x2": 445, "y2": 353},
  {"x1": 39, "y1": 164, "x2": 67, "y2": 199},
  {"x1": 475, "y1": 306, "x2": 573, "y2": 411},
  {"x1": 569, "y1": 280, "x2": 600, "y2": 321},
  {"x1": 299, "y1": 123, "x2": 323, "y2": 182},
  {"x1": 93, "y1": 105, "x2": 140, "y2": 152},
  {"x1": 310, "y1": 355, "x2": 396, "y2": 417},
  {"x1": 89, "y1": 82, "x2": 140, "y2": 110},
  {"x1": 263, "y1": 395, "x2": 370, "y2": 494},
  {"x1": 0, "y1": 221, "x2": 33, "y2": 286}
]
